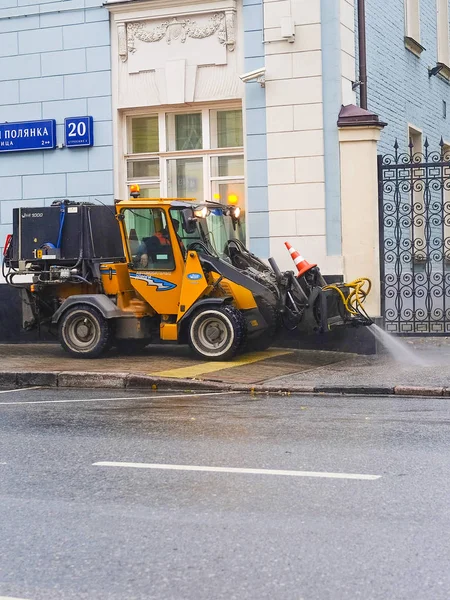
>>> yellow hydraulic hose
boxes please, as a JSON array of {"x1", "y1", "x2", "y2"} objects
[{"x1": 322, "y1": 277, "x2": 372, "y2": 316}]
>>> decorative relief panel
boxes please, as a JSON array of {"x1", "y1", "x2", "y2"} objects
[
  {"x1": 119, "y1": 11, "x2": 235, "y2": 64},
  {"x1": 118, "y1": 23, "x2": 127, "y2": 62},
  {"x1": 114, "y1": 6, "x2": 241, "y2": 108}
]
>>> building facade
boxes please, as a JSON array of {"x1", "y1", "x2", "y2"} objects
[
  {"x1": 0, "y1": 0, "x2": 114, "y2": 257},
  {"x1": 362, "y1": 0, "x2": 450, "y2": 154},
  {"x1": 0, "y1": 0, "x2": 380, "y2": 341},
  {"x1": 105, "y1": 0, "x2": 355, "y2": 277},
  {"x1": 361, "y1": 0, "x2": 450, "y2": 335},
  {"x1": 0, "y1": 0, "x2": 113, "y2": 339}
]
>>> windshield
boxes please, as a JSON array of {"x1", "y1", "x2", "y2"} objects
[{"x1": 170, "y1": 204, "x2": 244, "y2": 261}]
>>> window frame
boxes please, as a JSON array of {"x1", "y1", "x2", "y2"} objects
[
  {"x1": 404, "y1": 0, "x2": 424, "y2": 55},
  {"x1": 121, "y1": 206, "x2": 176, "y2": 272},
  {"x1": 436, "y1": 0, "x2": 450, "y2": 69},
  {"x1": 127, "y1": 114, "x2": 160, "y2": 155},
  {"x1": 123, "y1": 103, "x2": 245, "y2": 205},
  {"x1": 166, "y1": 111, "x2": 204, "y2": 152},
  {"x1": 210, "y1": 108, "x2": 245, "y2": 149}
]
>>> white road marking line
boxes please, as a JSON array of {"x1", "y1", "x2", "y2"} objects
[
  {"x1": 0, "y1": 386, "x2": 41, "y2": 395},
  {"x1": 0, "y1": 597, "x2": 32, "y2": 600},
  {"x1": 93, "y1": 462, "x2": 381, "y2": 481},
  {"x1": 0, "y1": 391, "x2": 239, "y2": 406}
]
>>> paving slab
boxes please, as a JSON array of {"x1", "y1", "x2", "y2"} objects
[
  {"x1": 266, "y1": 337, "x2": 450, "y2": 390},
  {"x1": 1, "y1": 337, "x2": 449, "y2": 396},
  {"x1": 0, "y1": 342, "x2": 351, "y2": 387}
]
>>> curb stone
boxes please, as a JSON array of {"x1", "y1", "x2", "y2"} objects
[
  {"x1": 314, "y1": 385, "x2": 394, "y2": 395},
  {"x1": 58, "y1": 371, "x2": 130, "y2": 389},
  {"x1": 0, "y1": 371, "x2": 447, "y2": 398},
  {"x1": 0, "y1": 371, "x2": 17, "y2": 387},
  {"x1": 126, "y1": 374, "x2": 230, "y2": 391},
  {"x1": 16, "y1": 371, "x2": 58, "y2": 388},
  {"x1": 393, "y1": 385, "x2": 444, "y2": 397}
]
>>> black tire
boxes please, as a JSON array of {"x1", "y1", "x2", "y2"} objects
[
  {"x1": 115, "y1": 339, "x2": 150, "y2": 355},
  {"x1": 245, "y1": 297, "x2": 280, "y2": 352},
  {"x1": 58, "y1": 304, "x2": 113, "y2": 358},
  {"x1": 188, "y1": 305, "x2": 245, "y2": 361}
]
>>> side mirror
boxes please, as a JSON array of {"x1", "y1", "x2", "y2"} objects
[
  {"x1": 181, "y1": 208, "x2": 197, "y2": 234},
  {"x1": 230, "y1": 213, "x2": 240, "y2": 232}
]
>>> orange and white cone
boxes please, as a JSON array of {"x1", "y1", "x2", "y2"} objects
[{"x1": 285, "y1": 242, "x2": 317, "y2": 277}]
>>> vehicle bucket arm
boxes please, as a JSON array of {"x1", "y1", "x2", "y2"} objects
[{"x1": 199, "y1": 255, "x2": 277, "y2": 304}]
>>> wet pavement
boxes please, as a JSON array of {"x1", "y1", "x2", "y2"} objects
[
  {"x1": 1, "y1": 387, "x2": 450, "y2": 599},
  {"x1": 274, "y1": 336, "x2": 450, "y2": 388},
  {"x1": 1, "y1": 337, "x2": 450, "y2": 391},
  {"x1": 0, "y1": 342, "x2": 350, "y2": 385}
]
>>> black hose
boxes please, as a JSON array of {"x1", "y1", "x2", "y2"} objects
[{"x1": 268, "y1": 257, "x2": 282, "y2": 284}]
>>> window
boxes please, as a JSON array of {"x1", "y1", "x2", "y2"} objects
[
  {"x1": 167, "y1": 157, "x2": 204, "y2": 199},
  {"x1": 171, "y1": 113, "x2": 203, "y2": 151},
  {"x1": 405, "y1": 0, "x2": 423, "y2": 54},
  {"x1": 212, "y1": 109, "x2": 244, "y2": 148},
  {"x1": 210, "y1": 154, "x2": 246, "y2": 239},
  {"x1": 123, "y1": 208, "x2": 175, "y2": 271},
  {"x1": 130, "y1": 117, "x2": 159, "y2": 153},
  {"x1": 126, "y1": 115, "x2": 160, "y2": 197},
  {"x1": 409, "y1": 126, "x2": 422, "y2": 155},
  {"x1": 124, "y1": 107, "x2": 245, "y2": 242},
  {"x1": 437, "y1": 0, "x2": 450, "y2": 67}
]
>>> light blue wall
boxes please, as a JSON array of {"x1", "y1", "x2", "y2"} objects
[
  {"x1": 362, "y1": 0, "x2": 450, "y2": 156},
  {"x1": 243, "y1": 0, "x2": 269, "y2": 258},
  {"x1": 0, "y1": 0, "x2": 113, "y2": 254},
  {"x1": 321, "y1": 0, "x2": 342, "y2": 257}
]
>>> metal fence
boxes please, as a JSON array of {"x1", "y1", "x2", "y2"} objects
[{"x1": 378, "y1": 139, "x2": 450, "y2": 334}]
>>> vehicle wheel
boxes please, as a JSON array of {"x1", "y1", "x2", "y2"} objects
[
  {"x1": 58, "y1": 304, "x2": 113, "y2": 358},
  {"x1": 245, "y1": 297, "x2": 280, "y2": 352},
  {"x1": 188, "y1": 305, "x2": 245, "y2": 361},
  {"x1": 115, "y1": 339, "x2": 150, "y2": 355}
]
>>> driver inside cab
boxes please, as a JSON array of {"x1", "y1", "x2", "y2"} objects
[{"x1": 136, "y1": 218, "x2": 184, "y2": 268}]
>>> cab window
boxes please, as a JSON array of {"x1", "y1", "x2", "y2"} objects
[
  {"x1": 123, "y1": 208, "x2": 175, "y2": 271},
  {"x1": 169, "y1": 208, "x2": 200, "y2": 250}
]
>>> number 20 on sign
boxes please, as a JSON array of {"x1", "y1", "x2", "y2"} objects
[{"x1": 64, "y1": 116, "x2": 94, "y2": 148}]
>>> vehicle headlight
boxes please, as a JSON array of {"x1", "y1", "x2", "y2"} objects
[{"x1": 194, "y1": 206, "x2": 209, "y2": 218}]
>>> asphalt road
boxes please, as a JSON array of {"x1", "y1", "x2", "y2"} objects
[{"x1": 1, "y1": 387, "x2": 450, "y2": 600}]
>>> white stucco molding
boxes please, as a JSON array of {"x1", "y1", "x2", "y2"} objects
[
  {"x1": 338, "y1": 126, "x2": 385, "y2": 144},
  {"x1": 106, "y1": 0, "x2": 236, "y2": 62},
  {"x1": 117, "y1": 22, "x2": 128, "y2": 61},
  {"x1": 126, "y1": 12, "x2": 235, "y2": 57}
]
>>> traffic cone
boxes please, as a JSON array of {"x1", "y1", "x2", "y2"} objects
[{"x1": 285, "y1": 242, "x2": 317, "y2": 277}]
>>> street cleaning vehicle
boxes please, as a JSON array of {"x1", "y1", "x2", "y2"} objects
[{"x1": 2, "y1": 188, "x2": 372, "y2": 359}]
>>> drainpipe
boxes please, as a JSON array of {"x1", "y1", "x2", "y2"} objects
[{"x1": 357, "y1": 0, "x2": 368, "y2": 109}]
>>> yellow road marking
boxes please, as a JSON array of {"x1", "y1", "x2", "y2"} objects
[{"x1": 151, "y1": 349, "x2": 293, "y2": 379}]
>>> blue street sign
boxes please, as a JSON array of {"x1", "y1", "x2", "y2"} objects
[
  {"x1": 0, "y1": 120, "x2": 56, "y2": 152},
  {"x1": 64, "y1": 116, "x2": 94, "y2": 147}
]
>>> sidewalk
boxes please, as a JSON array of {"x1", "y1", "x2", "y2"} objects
[
  {"x1": 0, "y1": 338, "x2": 449, "y2": 396},
  {"x1": 268, "y1": 337, "x2": 450, "y2": 395}
]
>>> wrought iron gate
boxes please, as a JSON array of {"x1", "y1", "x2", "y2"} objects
[{"x1": 379, "y1": 139, "x2": 450, "y2": 334}]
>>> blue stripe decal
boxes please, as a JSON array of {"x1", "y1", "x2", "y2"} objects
[
  {"x1": 129, "y1": 273, "x2": 176, "y2": 291},
  {"x1": 100, "y1": 269, "x2": 117, "y2": 275}
]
